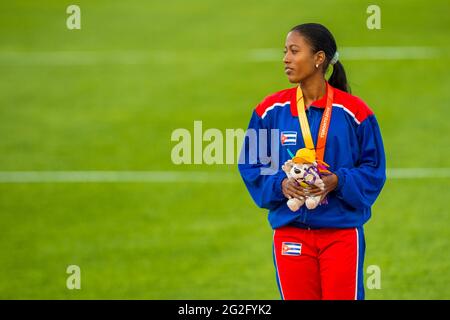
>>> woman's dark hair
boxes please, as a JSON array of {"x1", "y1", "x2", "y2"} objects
[{"x1": 291, "y1": 23, "x2": 350, "y2": 93}]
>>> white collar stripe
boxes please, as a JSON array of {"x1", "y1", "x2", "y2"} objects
[
  {"x1": 261, "y1": 101, "x2": 290, "y2": 119},
  {"x1": 332, "y1": 103, "x2": 361, "y2": 125}
]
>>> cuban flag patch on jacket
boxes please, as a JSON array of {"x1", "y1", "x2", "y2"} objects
[
  {"x1": 280, "y1": 131, "x2": 297, "y2": 145},
  {"x1": 281, "y1": 242, "x2": 302, "y2": 256}
]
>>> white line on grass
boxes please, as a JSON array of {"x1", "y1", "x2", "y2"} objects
[
  {"x1": 249, "y1": 46, "x2": 442, "y2": 62},
  {"x1": 387, "y1": 168, "x2": 450, "y2": 179},
  {"x1": 0, "y1": 47, "x2": 443, "y2": 65},
  {"x1": 0, "y1": 171, "x2": 237, "y2": 183},
  {"x1": 0, "y1": 51, "x2": 167, "y2": 66},
  {"x1": 0, "y1": 168, "x2": 449, "y2": 183}
]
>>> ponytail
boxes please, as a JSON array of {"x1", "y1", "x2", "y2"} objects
[{"x1": 328, "y1": 60, "x2": 350, "y2": 93}]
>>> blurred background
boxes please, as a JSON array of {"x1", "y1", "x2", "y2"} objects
[{"x1": 0, "y1": 0, "x2": 449, "y2": 299}]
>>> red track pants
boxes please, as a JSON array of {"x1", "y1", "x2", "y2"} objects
[{"x1": 273, "y1": 225, "x2": 365, "y2": 300}]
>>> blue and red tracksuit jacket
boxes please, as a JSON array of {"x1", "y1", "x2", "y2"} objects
[{"x1": 238, "y1": 82, "x2": 387, "y2": 229}]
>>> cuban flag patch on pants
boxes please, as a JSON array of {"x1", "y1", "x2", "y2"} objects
[{"x1": 281, "y1": 242, "x2": 302, "y2": 256}]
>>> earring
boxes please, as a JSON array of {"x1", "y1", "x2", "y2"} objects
[{"x1": 315, "y1": 64, "x2": 319, "y2": 68}]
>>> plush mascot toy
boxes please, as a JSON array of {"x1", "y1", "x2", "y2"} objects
[{"x1": 281, "y1": 148, "x2": 332, "y2": 211}]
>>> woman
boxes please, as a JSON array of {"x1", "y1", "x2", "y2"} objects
[{"x1": 238, "y1": 23, "x2": 386, "y2": 300}]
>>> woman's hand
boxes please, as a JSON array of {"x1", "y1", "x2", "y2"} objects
[
  {"x1": 281, "y1": 177, "x2": 308, "y2": 199},
  {"x1": 303, "y1": 173, "x2": 339, "y2": 198}
]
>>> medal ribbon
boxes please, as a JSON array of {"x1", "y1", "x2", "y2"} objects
[{"x1": 296, "y1": 82, "x2": 334, "y2": 167}]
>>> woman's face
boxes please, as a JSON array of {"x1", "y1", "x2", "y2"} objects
[{"x1": 283, "y1": 31, "x2": 322, "y2": 83}]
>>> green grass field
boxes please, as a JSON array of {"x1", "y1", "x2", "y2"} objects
[{"x1": 0, "y1": 0, "x2": 449, "y2": 299}]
